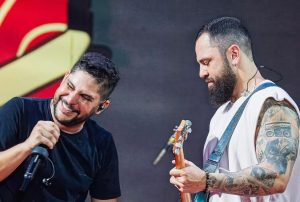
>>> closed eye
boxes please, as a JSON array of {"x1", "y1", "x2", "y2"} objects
[
  {"x1": 200, "y1": 59, "x2": 210, "y2": 66},
  {"x1": 81, "y1": 94, "x2": 93, "y2": 102}
]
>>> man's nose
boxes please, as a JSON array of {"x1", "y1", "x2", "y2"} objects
[
  {"x1": 65, "y1": 92, "x2": 79, "y2": 105},
  {"x1": 199, "y1": 66, "x2": 208, "y2": 79}
]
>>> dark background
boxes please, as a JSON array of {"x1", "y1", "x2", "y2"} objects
[{"x1": 89, "y1": 1, "x2": 300, "y2": 201}]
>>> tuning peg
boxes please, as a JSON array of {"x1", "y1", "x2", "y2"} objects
[
  {"x1": 175, "y1": 142, "x2": 182, "y2": 149},
  {"x1": 173, "y1": 126, "x2": 178, "y2": 131},
  {"x1": 185, "y1": 120, "x2": 192, "y2": 126}
]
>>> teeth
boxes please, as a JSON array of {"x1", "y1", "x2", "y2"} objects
[{"x1": 62, "y1": 101, "x2": 72, "y2": 112}]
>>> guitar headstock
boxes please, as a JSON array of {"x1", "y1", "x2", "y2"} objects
[
  {"x1": 173, "y1": 120, "x2": 192, "y2": 156},
  {"x1": 172, "y1": 120, "x2": 193, "y2": 201}
]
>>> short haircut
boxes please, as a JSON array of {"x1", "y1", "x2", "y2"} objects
[
  {"x1": 71, "y1": 52, "x2": 120, "y2": 100},
  {"x1": 196, "y1": 16, "x2": 253, "y2": 60}
]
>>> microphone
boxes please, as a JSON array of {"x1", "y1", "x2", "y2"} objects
[
  {"x1": 19, "y1": 146, "x2": 49, "y2": 191},
  {"x1": 153, "y1": 136, "x2": 175, "y2": 165}
]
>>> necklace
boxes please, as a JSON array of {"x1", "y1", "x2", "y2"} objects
[{"x1": 241, "y1": 69, "x2": 258, "y2": 97}]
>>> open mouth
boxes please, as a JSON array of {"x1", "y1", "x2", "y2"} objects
[{"x1": 59, "y1": 99, "x2": 79, "y2": 115}]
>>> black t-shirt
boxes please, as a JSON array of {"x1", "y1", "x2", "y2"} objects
[{"x1": 0, "y1": 97, "x2": 121, "y2": 201}]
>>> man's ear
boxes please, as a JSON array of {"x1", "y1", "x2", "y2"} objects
[
  {"x1": 227, "y1": 44, "x2": 240, "y2": 67},
  {"x1": 96, "y1": 100, "x2": 110, "y2": 114}
]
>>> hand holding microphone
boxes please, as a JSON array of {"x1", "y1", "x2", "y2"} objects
[
  {"x1": 24, "y1": 120, "x2": 60, "y2": 150},
  {"x1": 20, "y1": 121, "x2": 60, "y2": 191}
]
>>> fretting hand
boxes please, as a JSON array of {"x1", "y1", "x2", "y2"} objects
[{"x1": 170, "y1": 159, "x2": 206, "y2": 193}]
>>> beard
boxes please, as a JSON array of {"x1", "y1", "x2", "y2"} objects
[
  {"x1": 53, "y1": 96, "x2": 95, "y2": 127},
  {"x1": 208, "y1": 58, "x2": 237, "y2": 107}
]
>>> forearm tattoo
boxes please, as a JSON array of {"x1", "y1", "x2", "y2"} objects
[{"x1": 208, "y1": 167, "x2": 277, "y2": 196}]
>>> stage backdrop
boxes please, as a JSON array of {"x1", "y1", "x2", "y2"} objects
[
  {"x1": 91, "y1": 0, "x2": 300, "y2": 202},
  {"x1": 1, "y1": 1, "x2": 299, "y2": 202}
]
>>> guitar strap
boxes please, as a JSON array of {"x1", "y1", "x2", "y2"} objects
[{"x1": 195, "y1": 82, "x2": 276, "y2": 201}]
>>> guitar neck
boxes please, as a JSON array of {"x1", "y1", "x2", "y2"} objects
[
  {"x1": 175, "y1": 148, "x2": 186, "y2": 169},
  {"x1": 181, "y1": 192, "x2": 192, "y2": 202},
  {"x1": 175, "y1": 148, "x2": 192, "y2": 202},
  {"x1": 172, "y1": 120, "x2": 192, "y2": 202}
]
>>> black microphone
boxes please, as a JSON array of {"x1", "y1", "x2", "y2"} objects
[
  {"x1": 152, "y1": 136, "x2": 175, "y2": 165},
  {"x1": 19, "y1": 146, "x2": 49, "y2": 191}
]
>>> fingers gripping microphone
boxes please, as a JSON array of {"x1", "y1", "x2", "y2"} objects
[
  {"x1": 19, "y1": 146, "x2": 49, "y2": 191},
  {"x1": 153, "y1": 136, "x2": 175, "y2": 165}
]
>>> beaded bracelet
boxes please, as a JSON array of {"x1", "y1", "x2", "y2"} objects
[{"x1": 204, "y1": 172, "x2": 210, "y2": 193}]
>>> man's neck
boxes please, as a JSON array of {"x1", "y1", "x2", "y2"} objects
[
  {"x1": 231, "y1": 63, "x2": 265, "y2": 102},
  {"x1": 58, "y1": 123, "x2": 84, "y2": 134}
]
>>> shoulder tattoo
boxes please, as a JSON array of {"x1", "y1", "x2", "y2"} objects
[{"x1": 256, "y1": 98, "x2": 300, "y2": 174}]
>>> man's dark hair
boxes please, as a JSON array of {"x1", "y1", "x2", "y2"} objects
[
  {"x1": 196, "y1": 17, "x2": 253, "y2": 60},
  {"x1": 71, "y1": 52, "x2": 120, "y2": 100}
]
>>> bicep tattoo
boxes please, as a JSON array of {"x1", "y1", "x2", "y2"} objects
[{"x1": 256, "y1": 98, "x2": 300, "y2": 174}]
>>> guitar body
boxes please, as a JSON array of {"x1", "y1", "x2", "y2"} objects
[
  {"x1": 172, "y1": 120, "x2": 192, "y2": 202},
  {"x1": 194, "y1": 192, "x2": 209, "y2": 202}
]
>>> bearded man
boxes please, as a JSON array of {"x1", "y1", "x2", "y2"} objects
[{"x1": 170, "y1": 17, "x2": 300, "y2": 202}]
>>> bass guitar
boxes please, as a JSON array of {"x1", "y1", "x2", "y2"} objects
[{"x1": 172, "y1": 120, "x2": 192, "y2": 202}]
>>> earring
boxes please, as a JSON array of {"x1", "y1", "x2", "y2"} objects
[{"x1": 99, "y1": 104, "x2": 105, "y2": 110}]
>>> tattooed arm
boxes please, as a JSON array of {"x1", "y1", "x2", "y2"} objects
[
  {"x1": 170, "y1": 98, "x2": 299, "y2": 196},
  {"x1": 207, "y1": 98, "x2": 300, "y2": 196}
]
